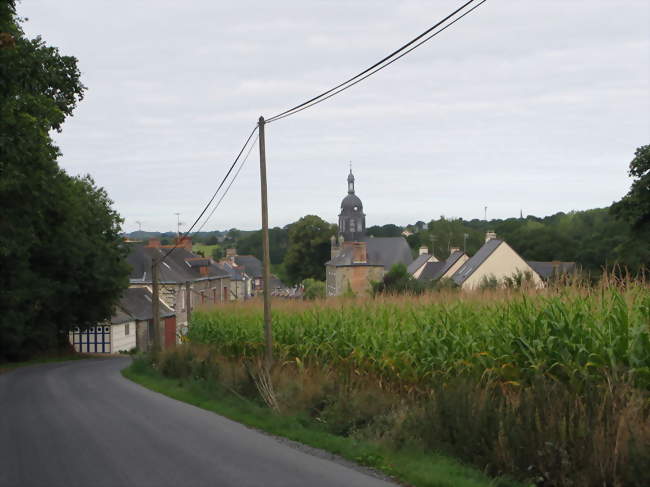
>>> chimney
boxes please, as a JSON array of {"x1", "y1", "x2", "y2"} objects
[
  {"x1": 147, "y1": 238, "x2": 161, "y2": 248},
  {"x1": 352, "y1": 242, "x2": 367, "y2": 264},
  {"x1": 485, "y1": 231, "x2": 497, "y2": 243},
  {"x1": 450, "y1": 247, "x2": 461, "y2": 254},
  {"x1": 419, "y1": 245, "x2": 429, "y2": 256},
  {"x1": 226, "y1": 248, "x2": 237, "y2": 264},
  {"x1": 330, "y1": 235, "x2": 340, "y2": 260},
  {"x1": 199, "y1": 265, "x2": 209, "y2": 276},
  {"x1": 178, "y1": 236, "x2": 192, "y2": 251}
]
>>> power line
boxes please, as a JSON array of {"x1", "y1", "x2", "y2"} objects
[
  {"x1": 266, "y1": 0, "x2": 485, "y2": 123},
  {"x1": 268, "y1": 0, "x2": 487, "y2": 123},
  {"x1": 159, "y1": 125, "x2": 258, "y2": 263},
  {"x1": 194, "y1": 133, "x2": 259, "y2": 235}
]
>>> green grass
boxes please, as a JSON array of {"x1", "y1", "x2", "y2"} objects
[
  {"x1": 0, "y1": 353, "x2": 90, "y2": 374},
  {"x1": 122, "y1": 359, "x2": 522, "y2": 487},
  {"x1": 192, "y1": 243, "x2": 220, "y2": 258}
]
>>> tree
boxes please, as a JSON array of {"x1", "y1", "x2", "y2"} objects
[
  {"x1": 611, "y1": 145, "x2": 650, "y2": 235},
  {"x1": 0, "y1": 4, "x2": 129, "y2": 360},
  {"x1": 237, "y1": 227, "x2": 289, "y2": 265},
  {"x1": 372, "y1": 263, "x2": 424, "y2": 296},
  {"x1": 211, "y1": 246, "x2": 224, "y2": 261},
  {"x1": 283, "y1": 215, "x2": 336, "y2": 284}
]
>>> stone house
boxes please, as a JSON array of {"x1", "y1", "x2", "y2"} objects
[
  {"x1": 127, "y1": 237, "x2": 230, "y2": 334},
  {"x1": 326, "y1": 170, "x2": 413, "y2": 296}
]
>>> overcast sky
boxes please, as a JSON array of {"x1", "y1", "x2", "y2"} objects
[{"x1": 19, "y1": 0, "x2": 650, "y2": 233}]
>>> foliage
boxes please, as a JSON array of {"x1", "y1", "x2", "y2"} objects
[
  {"x1": 407, "y1": 208, "x2": 648, "y2": 275},
  {"x1": 0, "y1": 6, "x2": 129, "y2": 360},
  {"x1": 283, "y1": 215, "x2": 336, "y2": 285},
  {"x1": 611, "y1": 144, "x2": 650, "y2": 234},
  {"x1": 366, "y1": 224, "x2": 402, "y2": 238},
  {"x1": 372, "y1": 263, "x2": 424, "y2": 296},
  {"x1": 211, "y1": 246, "x2": 223, "y2": 261},
  {"x1": 237, "y1": 227, "x2": 289, "y2": 265},
  {"x1": 302, "y1": 278, "x2": 325, "y2": 300}
]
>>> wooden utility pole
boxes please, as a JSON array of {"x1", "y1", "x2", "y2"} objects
[
  {"x1": 258, "y1": 116, "x2": 273, "y2": 369},
  {"x1": 185, "y1": 281, "x2": 192, "y2": 328},
  {"x1": 151, "y1": 257, "x2": 161, "y2": 352}
]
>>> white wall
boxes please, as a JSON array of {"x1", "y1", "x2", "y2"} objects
[
  {"x1": 112, "y1": 321, "x2": 137, "y2": 352},
  {"x1": 462, "y1": 242, "x2": 543, "y2": 290}
]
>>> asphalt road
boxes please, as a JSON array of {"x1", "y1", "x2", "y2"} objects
[{"x1": 0, "y1": 358, "x2": 397, "y2": 487}]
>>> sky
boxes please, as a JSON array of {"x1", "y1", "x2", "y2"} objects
[{"x1": 18, "y1": 0, "x2": 650, "y2": 233}]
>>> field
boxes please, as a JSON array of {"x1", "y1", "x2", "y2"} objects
[{"x1": 161, "y1": 282, "x2": 649, "y2": 486}]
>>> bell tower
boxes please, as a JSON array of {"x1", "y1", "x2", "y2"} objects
[{"x1": 338, "y1": 167, "x2": 366, "y2": 242}]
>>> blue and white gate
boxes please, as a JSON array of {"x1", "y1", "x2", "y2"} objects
[{"x1": 70, "y1": 325, "x2": 112, "y2": 353}]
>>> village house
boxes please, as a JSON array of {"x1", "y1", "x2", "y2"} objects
[
  {"x1": 127, "y1": 237, "x2": 230, "y2": 335},
  {"x1": 221, "y1": 248, "x2": 286, "y2": 296},
  {"x1": 412, "y1": 247, "x2": 470, "y2": 282},
  {"x1": 326, "y1": 170, "x2": 413, "y2": 296},
  {"x1": 450, "y1": 232, "x2": 544, "y2": 289},
  {"x1": 69, "y1": 287, "x2": 175, "y2": 354}
]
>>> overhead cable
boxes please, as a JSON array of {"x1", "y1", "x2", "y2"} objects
[
  {"x1": 159, "y1": 125, "x2": 258, "y2": 263},
  {"x1": 267, "y1": 0, "x2": 487, "y2": 123},
  {"x1": 266, "y1": 0, "x2": 484, "y2": 123}
]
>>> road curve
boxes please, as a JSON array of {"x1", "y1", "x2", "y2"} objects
[{"x1": 0, "y1": 358, "x2": 396, "y2": 487}]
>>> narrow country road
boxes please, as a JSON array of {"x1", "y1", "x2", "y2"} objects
[{"x1": 0, "y1": 358, "x2": 396, "y2": 487}]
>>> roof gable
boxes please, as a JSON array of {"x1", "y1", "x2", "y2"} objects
[{"x1": 452, "y1": 239, "x2": 503, "y2": 285}]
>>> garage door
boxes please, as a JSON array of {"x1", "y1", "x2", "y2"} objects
[{"x1": 69, "y1": 325, "x2": 112, "y2": 353}]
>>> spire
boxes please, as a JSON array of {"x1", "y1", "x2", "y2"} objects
[{"x1": 347, "y1": 163, "x2": 355, "y2": 194}]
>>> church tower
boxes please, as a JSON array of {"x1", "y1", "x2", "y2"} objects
[{"x1": 338, "y1": 168, "x2": 366, "y2": 242}]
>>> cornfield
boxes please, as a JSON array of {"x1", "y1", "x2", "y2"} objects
[{"x1": 189, "y1": 284, "x2": 650, "y2": 389}]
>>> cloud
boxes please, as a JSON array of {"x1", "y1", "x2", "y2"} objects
[{"x1": 18, "y1": 0, "x2": 650, "y2": 232}]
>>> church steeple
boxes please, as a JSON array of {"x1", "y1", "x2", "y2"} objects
[
  {"x1": 339, "y1": 166, "x2": 365, "y2": 242},
  {"x1": 347, "y1": 164, "x2": 355, "y2": 194}
]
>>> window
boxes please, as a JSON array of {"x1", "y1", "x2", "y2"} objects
[{"x1": 125, "y1": 323, "x2": 130, "y2": 335}]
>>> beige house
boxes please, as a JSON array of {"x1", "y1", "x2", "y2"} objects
[{"x1": 451, "y1": 232, "x2": 543, "y2": 289}]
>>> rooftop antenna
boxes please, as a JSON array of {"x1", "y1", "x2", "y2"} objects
[
  {"x1": 484, "y1": 206, "x2": 488, "y2": 222},
  {"x1": 174, "y1": 213, "x2": 183, "y2": 240}
]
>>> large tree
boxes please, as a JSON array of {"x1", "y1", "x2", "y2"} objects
[
  {"x1": 0, "y1": 3, "x2": 129, "y2": 360},
  {"x1": 611, "y1": 144, "x2": 650, "y2": 235},
  {"x1": 283, "y1": 215, "x2": 336, "y2": 284}
]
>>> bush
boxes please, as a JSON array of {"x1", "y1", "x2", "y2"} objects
[{"x1": 302, "y1": 278, "x2": 325, "y2": 300}]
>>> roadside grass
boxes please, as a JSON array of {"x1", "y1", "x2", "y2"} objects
[
  {"x1": 0, "y1": 353, "x2": 90, "y2": 374},
  {"x1": 122, "y1": 358, "x2": 522, "y2": 487}
]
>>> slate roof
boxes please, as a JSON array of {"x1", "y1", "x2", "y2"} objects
[
  {"x1": 114, "y1": 287, "x2": 175, "y2": 322},
  {"x1": 234, "y1": 255, "x2": 263, "y2": 278},
  {"x1": 421, "y1": 250, "x2": 466, "y2": 281},
  {"x1": 326, "y1": 237, "x2": 413, "y2": 270},
  {"x1": 110, "y1": 307, "x2": 133, "y2": 325},
  {"x1": 408, "y1": 253, "x2": 431, "y2": 275},
  {"x1": 220, "y1": 261, "x2": 248, "y2": 281},
  {"x1": 417, "y1": 261, "x2": 445, "y2": 280},
  {"x1": 128, "y1": 245, "x2": 229, "y2": 284},
  {"x1": 527, "y1": 261, "x2": 577, "y2": 279},
  {"x1": 452, "y1": 239, "x2": 503, "y2": 285}
]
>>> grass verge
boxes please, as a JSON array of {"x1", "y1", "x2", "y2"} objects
[{"x1": 122, "y1": 358, "x2": 522, "y2": 487}]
